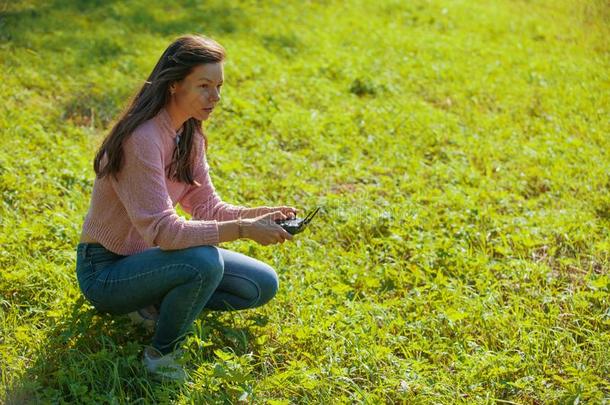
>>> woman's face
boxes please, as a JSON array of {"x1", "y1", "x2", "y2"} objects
[{"x1": 170, "y1": 62, "x2": 224, "y2": 122}]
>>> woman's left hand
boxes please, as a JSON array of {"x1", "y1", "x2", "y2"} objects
[{"x1": 243, "y1": 206, "x2": 297, "y2": 220}]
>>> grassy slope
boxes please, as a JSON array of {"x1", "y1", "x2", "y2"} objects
[{"x1": 1, "y1": 0, "x2": 609, "y2": 403}]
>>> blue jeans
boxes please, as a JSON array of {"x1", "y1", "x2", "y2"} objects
[{"x1": 76, "y1": 243, "x2": 279, "y2": 354}]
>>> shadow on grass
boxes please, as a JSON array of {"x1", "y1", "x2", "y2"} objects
[
  {"x1": 0, "y1": 0, "x2": 251, "y2": 46},
  {"x1": 4, "y1": 296, "x2": 264, "y2": 403},
  {"x1": 4, "y1": 297, "x2": 158, "y2": 403},
  {"x1": 0, "y1": 0, "x2": 254, "y2": 130}
]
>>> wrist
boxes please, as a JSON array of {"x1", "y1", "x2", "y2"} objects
[
  {"x1": 237, "y1": 218, "x2": 252, "y2": 239},
  {"x1": 237, "y1": 218, "x2": 244, "y2": 239}
]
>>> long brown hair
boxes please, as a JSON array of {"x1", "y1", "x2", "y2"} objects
[{"x1": 93, "y1": 35, "x2": 226, "y2": 184}]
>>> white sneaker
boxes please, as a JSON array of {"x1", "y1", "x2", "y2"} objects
[
  {"x1": 128, "y1": 305, "x2": 159, "y2": 333},
  {"x1": 143, "y1": 346, "x2": 188, "y2": 382}
]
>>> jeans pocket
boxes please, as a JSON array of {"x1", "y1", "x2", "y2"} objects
[
  {"x1": 86, "y1": 245, "x2": 124, "y2": 271},
  {"x1": 89, "y1": 257, "x2": 118, "y2": 271}
]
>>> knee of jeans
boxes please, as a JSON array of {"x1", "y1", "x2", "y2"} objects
[
  {"x1": 183, "y1": 245, "x2": 225, "y2": 284},
  {"x1": 256, "y1": 265, "x2": 279, "y2": 306}
]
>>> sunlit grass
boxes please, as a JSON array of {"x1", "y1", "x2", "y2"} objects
[{"x1": 1, "y1": 0, "x2": 609, "y2": 403}]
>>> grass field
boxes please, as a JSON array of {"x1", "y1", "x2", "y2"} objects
[{"x1": 1, "y1": 0, "x2": 609, "y2": 403}]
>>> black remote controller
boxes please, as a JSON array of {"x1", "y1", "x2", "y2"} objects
[{"x1": 275, "y1": 207, "x2": 320, "y2": 235}]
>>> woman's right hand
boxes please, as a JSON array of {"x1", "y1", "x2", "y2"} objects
[{"x1": 242, "y1": 211, "x2": 294, "y2": 245}]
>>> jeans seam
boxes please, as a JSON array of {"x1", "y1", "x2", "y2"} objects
[
  {"x1": 181, "y1": 266, "x2": 203, "y2": 335},
  {"x1": 156, "y1": 264, "x2": 204, "y2": 352},
  {"x1": 95, "y1": 263, "x2": 189, "y2": 284}
]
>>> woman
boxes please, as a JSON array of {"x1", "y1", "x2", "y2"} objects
[{"x1": 76, "y1": 34, "x2": 296, "y2": 382}]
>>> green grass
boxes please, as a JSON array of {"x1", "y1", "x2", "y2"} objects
[{"x1": 1, "y1": 0, "x2": 609, "y2": 403}]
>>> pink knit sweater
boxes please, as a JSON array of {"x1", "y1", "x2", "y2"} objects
[{"x1": 81, "y1": 108, "x2": 245, "y2": 255}]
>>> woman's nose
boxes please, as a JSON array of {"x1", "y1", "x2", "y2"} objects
[{"x1": 210, "y1": 88, "x2": 220, "y2": 102}]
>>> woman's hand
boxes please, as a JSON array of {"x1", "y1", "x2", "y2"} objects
[
  {"x1": 241, "y1": 211, "x2": 294, "y2": 245},
  {"x1": 242, "y1": 206, "x2": 297, "y2": 220}
]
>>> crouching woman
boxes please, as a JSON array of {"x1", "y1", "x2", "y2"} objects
[{"x1": 76, "y1": 34, "x2": 295, "y2": 381}]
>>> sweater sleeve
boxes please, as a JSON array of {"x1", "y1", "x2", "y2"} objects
[
  {"x1": 179, "y1": 149, "x2": 246, "y2": 221},
  {"x1": 110, "y1": 131, "x2": 220, "y2": 250}
]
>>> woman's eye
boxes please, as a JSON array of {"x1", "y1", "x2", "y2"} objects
[{"x1": 201, "y1": 84, "x2": 222, "y2": 89}]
